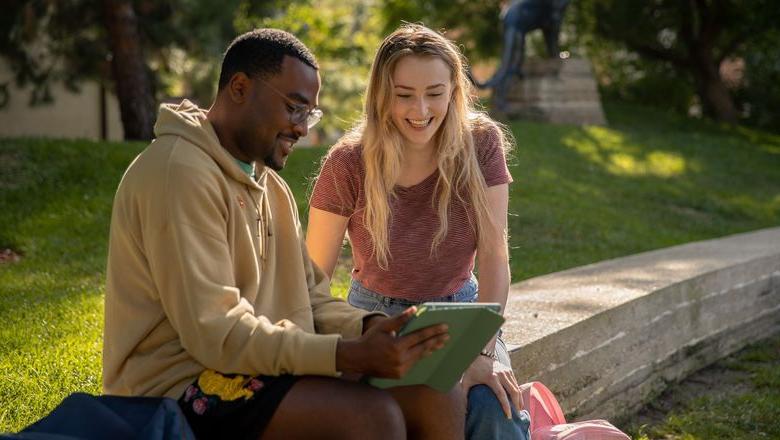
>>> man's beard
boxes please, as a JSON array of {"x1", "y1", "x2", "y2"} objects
[{"x1": 264, "y1": 150, "x2": 284, "y2": 171}]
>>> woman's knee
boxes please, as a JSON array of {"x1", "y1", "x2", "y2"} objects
[
  {"x1": 466, "y1": 385, "x2": 530, "y2": 440},
  {"x1": 467, "y1": 384, "x2": 503, "y2": 415}
]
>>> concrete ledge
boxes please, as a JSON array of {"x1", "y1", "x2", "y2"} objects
[{"x1": 503, "y1": 227, "x2": 780, "y2": 422}]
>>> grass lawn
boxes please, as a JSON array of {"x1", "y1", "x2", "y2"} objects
[
  {"x1": 626, "y1": 333, "x2": 780, "y2": 440},
  {"x1": 1, "y1": 102, "x2": 779, "y2": 433}
]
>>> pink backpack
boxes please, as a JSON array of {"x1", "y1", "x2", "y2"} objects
[{"x1": 519, "y1": 382, "x2": 630, "y2": 440}]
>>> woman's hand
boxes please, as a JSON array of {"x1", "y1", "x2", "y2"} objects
[{"x1": 461, "y1": 354, "x2": 522, "y2": 419}]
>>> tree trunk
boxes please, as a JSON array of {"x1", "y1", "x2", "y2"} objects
[
  {"x1": 689, "y1": 43, "x2": 739, "y2": 124},
  {"x1": 103, "y1": 0, "x2": 155, "y2": 141},
  {"x1": 697, "y1": 72, "x2": 739, "y2": 124}
]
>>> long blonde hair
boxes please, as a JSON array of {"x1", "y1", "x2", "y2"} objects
[{"x1": 335, "y1": 23, "x2": 512, "y2": 269}]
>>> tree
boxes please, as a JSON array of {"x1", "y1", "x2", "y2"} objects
[
  {"x1": 572, "y1": 0, "x2": 780, "y2": 124},
  {"x1": 237, "y1": 0, "x2": 385, "y2": 135},
  {"x1": 1, "y1": 0, "x2": 156, "y2": 139},
  {"x1": 381, "y1": 0, "x2": 504, "y2": 58},
  {"x1": 0, "y1": 0, "x2": 274, "y2": 140},
  {"x1": 103, "y1": 0, "x2": 155, "y2": 140}
]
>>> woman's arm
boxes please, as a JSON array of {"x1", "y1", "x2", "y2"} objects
[
  {"x1": 476, "y1": 183, "x2": 510, "y2": 314},
  {"x1": 306, "y1": 207, "x2": 349, "y2": 279},
  {"x1": 463, "y1": 182, "x2": 521, "y2": 418}
]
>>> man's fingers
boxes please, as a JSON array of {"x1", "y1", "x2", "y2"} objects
[
  {"x1": 375, "y1": 306, "x2": 416, "y2": 333},
  {"x1": 403, "y1": 332, "x2": 449, "y2": 364},
  {"x1": 398, "y1": 323, "x2": 448, "y2": 349}
]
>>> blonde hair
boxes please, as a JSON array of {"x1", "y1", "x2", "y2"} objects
[{"x1": 333, "y1": 23, "x2": 512, "y2": 269}]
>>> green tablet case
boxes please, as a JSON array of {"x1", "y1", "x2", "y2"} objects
[{"x1": 368, "y1": 302, "x2": 504, "y2": 392}]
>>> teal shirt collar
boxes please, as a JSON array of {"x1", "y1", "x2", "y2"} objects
[{"x1": 235, "y1": 159, "x2": 256, "y2": 180}]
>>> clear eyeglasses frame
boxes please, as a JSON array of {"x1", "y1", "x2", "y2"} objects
[{"x1": 257, "y1": 77, "x2": 323, "y2": 129}]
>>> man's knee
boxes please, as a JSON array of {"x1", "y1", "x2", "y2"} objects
[
  {"x1": 332, "y1": 386, "x2": 405, "y2": 440},
  {"x1": 360, "y1": 389, "x2": 406, "y2": 431},
  {"x1": 390, "y1": 385, "x2": 466, "y2": 440},
  {"x1": 412, "y1": 384, "x2": 466, "y2": 415},
  {"x1": 266, "y1": 378, "x2": 405, "y2": 439}
]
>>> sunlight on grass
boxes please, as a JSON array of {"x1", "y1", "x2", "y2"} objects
[
  {"x1": 0, "y1": 291, "x2": 103, "y2": 432},
  {"x1": 563, "y1": 126, "x2": 688, "y2": 177}
]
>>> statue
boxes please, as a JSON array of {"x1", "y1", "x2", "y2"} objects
[{"x1": 476, "y1": 0, "x2": 572, "y2": 109}]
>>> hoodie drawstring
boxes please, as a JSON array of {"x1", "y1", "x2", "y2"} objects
[{"x1": 247, "y1": 172, "x2": 272, "y2": 265}]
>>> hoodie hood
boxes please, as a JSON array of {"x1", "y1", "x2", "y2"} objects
[
  {"x1": 154, "y1": 99, "x2": 265, "y2": 188},
  {"x1": 154, "y1": 100, "x2": 273, "y2": 260}
]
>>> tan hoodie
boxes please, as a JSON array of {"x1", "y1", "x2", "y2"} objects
[{"x1": 103, "y1": 100, "x2": 372, "y2": 399}]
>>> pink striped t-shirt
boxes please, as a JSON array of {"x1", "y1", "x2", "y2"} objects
[{"x1": 310, "y1": 125, "x2": 512, "y2": 301}]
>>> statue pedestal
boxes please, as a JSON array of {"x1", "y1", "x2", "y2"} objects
[{"x1": 496, "y1": 57, "x2": 607, "y2": 126}]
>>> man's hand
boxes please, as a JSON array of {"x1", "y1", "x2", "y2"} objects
[
  {"x1": 461, "y1": 354, "x2": 521, "y2": 419},
  {"x1": 362, "y1": 314, "x2": 386, "y2": 334},
  {"x1": 337, "y1": 307, "x2": 449, "y2": 378}
]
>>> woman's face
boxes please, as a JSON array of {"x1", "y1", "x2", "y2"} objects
[{"x1": 389, "y1": 55, "x2": 452, "y2": 151}]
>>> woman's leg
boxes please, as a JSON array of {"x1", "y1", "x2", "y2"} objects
[
  {"x1": 466, "y1": 384, "x2": 530, "y2": 440},
  {"x1": 447, "y1": 281, "x2": 534, "y2": 440},
  {"x1": 452, "y1": 277, "x2": 530, "y2": 440},
  {"x1": 464, "y1": 336, "x2": 531, "y2": 440}
]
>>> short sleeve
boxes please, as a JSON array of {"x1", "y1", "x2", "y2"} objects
[
  {"x1": 310, "y1": 145, "x2": 361, "y2": 217},
  {"x1": 475, "y1": 124, "x2": 513, "y2": 186}
]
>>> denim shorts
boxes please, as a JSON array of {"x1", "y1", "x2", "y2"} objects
[
  {"x1": 348, "y1": 276, "x2": 478, "y2": 317},
  {"x1": 348, "y1": 276, "x2": 511, "y2": 367}
]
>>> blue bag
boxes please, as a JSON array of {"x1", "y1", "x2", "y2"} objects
[{"x1": 2, "y1": 393, "x2": 194, "y2": 440}]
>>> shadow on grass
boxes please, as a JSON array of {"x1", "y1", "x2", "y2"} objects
[{"x1": 623, "y1": 334, "x2": 780, "y2": 440}]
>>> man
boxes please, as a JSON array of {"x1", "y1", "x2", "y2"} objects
[{"x1": 103, "y1": 29, "x2": 464, "y2": 439}]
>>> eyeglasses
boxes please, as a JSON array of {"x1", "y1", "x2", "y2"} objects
[{"x1": 257, "y1": 77, "x2": 323, "y2": 129}]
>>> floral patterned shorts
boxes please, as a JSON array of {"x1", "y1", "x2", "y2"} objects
[{"x1": 178, "y1": 369, "x2": 298, "y2": 440}]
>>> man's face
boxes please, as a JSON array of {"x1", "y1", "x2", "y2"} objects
[{"x1": 236, "y1": 56, "x2": 321, "y2": 171}]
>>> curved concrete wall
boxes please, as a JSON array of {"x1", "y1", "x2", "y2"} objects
[{"x1": 503, "y1": 227, "x2": 780, "y2": 422}]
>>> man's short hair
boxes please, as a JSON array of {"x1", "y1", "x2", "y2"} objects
[{"x1": 217, "y1": 29, "x2": 319, "y2": 91}]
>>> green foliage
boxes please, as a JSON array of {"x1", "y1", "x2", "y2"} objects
[
  {"x1": 380, "y1": 0, "x2": 503, "y2": 59},
  {"x1": 570, "y1": 0, "x2": 780, "y2": 126},
  {"x1": 736, "y1": 28, "x2": 780, "y2": 132},
  {"x1": 2, "y1": 104, "x2": 780, "y2": 432},
  {"x1": 0, "y1": 1, "x2": 277, "y2": 108},
  {"x1": 0, "y1": 1, "x2": 108, "y2": 105},
  {"x1": 234, "y1": 0, "x2": 384, "y2": 134}
]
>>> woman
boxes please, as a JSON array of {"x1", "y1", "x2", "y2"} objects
[{"x1": 306, "y1": 24, "x2": 530, "y2": 439}]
